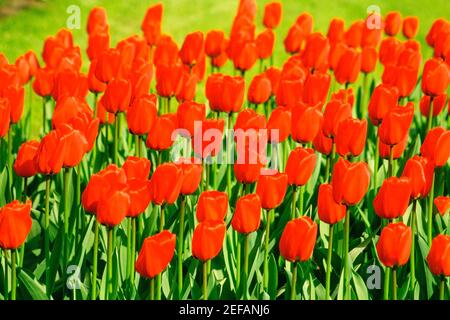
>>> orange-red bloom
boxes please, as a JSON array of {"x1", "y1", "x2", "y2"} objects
[
  {"x1": 379, "y1": 103, "x2": 414, "y2": 146},
  {"x1": 263, "y1": 2, "x2": 282, "y2": 29},
  {"x1": 13, "y1": 140, "x2": 39, "y2": 178},
  {"x1": 420, "y1": 127, "x2": 450, "y2": 167},
  {"x1": 231, "y1": 194, "x2": 261, "y2": 234},
  {"x1": 361, "y1": 46, "x2": 377, "y2": 73},
  {"x1": 427, "y1": 234, "x2": 450, "y2": 276},
  {"x1": 101, "y1": 78, "x2": 131, "y2": 114},
  {"x1": 420, "y1": 94, "x2": 447, "y2": 118},
  {"x1": 150, "y1": 163, "x2": 183, "y2": 205},
  {"x1": 384, "y1": 12, "x2": 402, "y2": 36},
  {"x1": 285, "y1": 147, "x2": 317, "y2": 187},
  {"x1": 232, "y1": 41, "x2": 258, "y2": 72},
  {"x1": 303, "y1": 72, "x2": 331, "y2": 107},
  {"x1": 318, "y1": 184, "x2": 346, "y2": 224},
  {"x1": 123, "y1": 156, "x2": 151, "y2": 181},
  {"x1": 335, "y1": 118, "x2": 368, "y2": 158},
  {"x1": 401, "y1": 155, "x2": 434, "y2": 199},
  {"x1": 267, "y1": 106, "x2": 291, "y2": 143},
  {"x1": 177, "y1": 100, "x2": 206, "y2": 137},
  {"x1": 192, "y1": 119, "x2": 225, "y2": 159},
  {"x1": 376, "y1": 222, "x2": 412, "y2": 267},
  {"x1": 421, "y1": 58, "x2": 450, "y2": 97},
  {"x1": 0, "y1": 200, "x2": 32, "y2": 249},
  {"x1": 127, "y1": 179, "x2": 152, "y2": 217},
  {"x1": 127, "y1": 94, "x2": 157, "y2": 136},
  {"x1": 87, "y1": 7, "x2": 109, "y2": 34},
  {"x1": 146, "y1": 114, "x2": 178, "y2": 151},
  {"x1": 136, "y1": 230, "x2": 176, "y2": 278},
  {"x1": 334, "y1": 47, "x2": 361, "y2": 84},
  {"x1": 322, "y1": 99, "x2": 352, "y2": 138},
  {"x1": 179, "y1": 32, "x2": 204, "y2": 67},
  {"x1": 196, "y1": 191, "x2": 228, "y2": 222},
  {"x1": 379, "y1": 135, "x2": 408, "y2": 160},
  {"x1": 32, "y1": 68, "x2": 54, "y2": 97},
  {"x1": 279, "y1": 216, "x2": 317, "y2": 262},
  {"x1": 302, "y1": 33, "x2": 330, "y2": 72},
  {"x1": 141, "y1": 3, "x2": 163, "y2": 46},
  {"x1": 434, "y1": 197, "x2": 450, "y2": 216},
  {"x1": 155, "y1": 63, "x2": 184, "y2": 98},
  {"x1": 327, "y1": 18, "x2": 345, "y2": 45},
  {"x1": 291, "y1": 103, "x2": 323, "y2": 144},
  {"x1": 56, "y1": 124, "x2": 88, "y2": 168},
  {"x1": 256, "y1": 29, "x2": 275, "y2": 60},
  {"x1": 34, "y1": 130, "x2": 67, "y2": 175},
  {"x1": 175, "y1": 158, "x2": 203, "y2": 196},
  {"x1": 402, "y1": 16, "x2": 419, "y2": 39},
  {"x1": 192, "y1": 220, "x2": 226, "y2": 261},
  {"x1": 374, "y1": 177, "x2": 412, "y2": 219},
  {"x1": 234, "y1": 145, "x2": 265, "y2": 185},
  {"x1": 3, "y1": 85, "x2": 24, "y2": 124},
  {"x1": 331, "y1": 158, "x2": 370, "y2": 206},
  {"x1": 248, "y1": 74, "x2": 271, "y2": 105},
  {"x1": 205, "y1": 30, "x2": 226, "y2": 58},
  {"x1": 256, "y1": 171, "x2": 288, "y2": 210},
  {"x1": 344, "y1": 20, "x2": 363, "y2": 48},
  {"x1": 275, "y1": 78, "x2": 303, "y2": 108},
  {"x1": 368, "y1": 84, "x2": 399, "y2": 126}
]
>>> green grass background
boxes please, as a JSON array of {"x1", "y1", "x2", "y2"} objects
[{"x1": 0, "y1": 0, "x2": 448, "y2": 136}]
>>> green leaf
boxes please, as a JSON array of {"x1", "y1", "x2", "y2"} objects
[{"x1": 18, "y1": 268, "x2": 49, "y2": 300}]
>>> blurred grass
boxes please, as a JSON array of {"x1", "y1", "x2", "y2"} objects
[{"x1": 0, "y1": 0, "x2": 448, "y2": 137}]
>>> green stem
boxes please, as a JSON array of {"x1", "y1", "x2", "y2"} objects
[
  {"x1": 426, "y1": 97, "x2": 434, "y2": 133},
  {"x1": 42, "y1": 97, "x2": 47, "y2": 134},
  {"x1": 344, "y1": 209, "x2": 350, "y2": 300},
  {"x1": 156, "y1": 205, "x2": 165, "y2": 300},
  {"x1": 131, "y1": 218, "x2": 136, "y2": 288},
  {"x1": 113, "y1": 115, "x2": 120, "y2": 164},
  {"x1": 374, "y1": 135, "x2": 379, "y2": 190},
  {"x1": 388, "y1": 146, "x2": 394, "y2": 177},
  {"x1": 236, "y1": 233, "x2": 241, "y2": 292},
  {"x1": 383, "y1": 267, "x2": 391, "y2": 300},
  {"x1": 326, "y1": 224, "x2": 334, "y2": 300},
  {"x1": 263, "y1": 209, "x2": 272, "y2": 291},
  {"x1": 410, "y1": 200, "x2": 417, "y2": 297},
  {"x1": 159, "y1": 205, "x2": 165, "y2": 232},
  {"x1": 107, "y1": 227, "x2": 114, "y2": 300},
  {"x1": 392, "y1": 267, "x2": 397, "y2": 300},
  {"x1": 203, "y1": 261, "x2": 208, "y2": 300},
  {"x1": 439, "y1": 277, "x2": 445, "y2": 300},
  {"x1": 10, "y1": 250, "x2": 16, "y2": 300},
  {"x1": 243, "y1": 234, "x2": 250, "y2": 299},
  {"x1": 291, "y1": 262, "x2": 298, "y2": 300},
  {"x1": 63, "y1": 167, "x2": 71, "y2": 274},
  {"x1": 325, "y1": 153, "x2": 331, "y2": 183},
  {"x1": 3, "y1": 249, "x2": 8, "y2": 299},
  {"x1": 7, "y1": 129, "x2": 13, "y2": 199},
  {"x1": 427, "y1": 171, "x2": 435, "y2": 244},
  {"x1": 127, "y1": 218, "x2": 132, "y2": 293},
  {"x1": 298, "y1": 185, "x2": 304, "y2": 217},
  {"x1": 91, "y1": 219, "x2": 99, "y2": 300},
  {"x1": 44, "y1": 176, "x2": 51, "y2": 296},
  {"x1": 330, "y1": 142, "x2": 336, "y2": 171},
  {"x1": 178, "y1": 196, "x2": 186, "y2": 298},
  {"x1": 227, "y1": 113, "x2": 233, "y2": 198},
  {"x1": 150, "y1": 278, "x2": 155, "y2": 300},
  {"x1": 291, "y1": 186, "x2": 297, "y2": 220}
]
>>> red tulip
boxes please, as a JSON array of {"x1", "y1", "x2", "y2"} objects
[
  {"x1": 275, "y1": 78, "x2": 303, "y2": 108},
  {"x1": 331, "y1": 158, "x2": 370, "y2": 206},
  {"x1": 57, "y1": 124, "x2": 88, "y2": 168},
  {"x1": 234, "y1": 108, "x2": 266, "y2": 134},
  {"x1": 127, "y1": 94, "x2": 157, "y2": 136},
  {"x1": 264, "y1": 67, "x2": 281, "y2": 96},
  {"x1": 267, "y1": 106, "x2": 291, "y2": 143},
  {"x1": 382, "y1": 64, "x2": 419, "y2": 98},
  {"x1": 256, "y1": 171, "x2": 288, "y2": 210},
  {"x1": 426, "y1": 19, "x2": 450, "y2": 48},
  {"x1": 427, "y1": 234, "x2": 450, "y2": 276},
  {"x1": 420, "y1": 127, "x2": 450, "y2": 167},
  {"x1": 88, "y1": 59, "x2": 106, "y2": 93},
  {"x1": 192, "y1": 119, "x2": 225, "y2": 159},
  {"x1": 434, "y1": 197, "x2": 450, "y2": 216},
  {"x1": 15, "y1": 55, "x2": 30, "y2": 85},
  {"x1": 233, "y1": 41, "x2": 258, "y2": 72},
  {"x1": 33, "y1": 68, "x2": 54, "y2": 97},
  {"x1": 335, "y1": 118, "x2": 368, "y2": 158},
  {"x1": 176, "y1": 71, "x2": 197, "y2": 103},
  {"x1": 196, "y1": 191, "x2": 228, "y2": 222},
  {"x1": 402, "y1": 16, "x2": 419, "y2": 39},
  {"x1": 192, "y1": 220, "x2": 226, "y2": 262},
  {"x1": 87, "y1": 7, "x2": 109, "y2": 34},
  {"x1": 256, "y1": 29, "x2": 275, "y2": 60},
  {"x1": 331, "y1": 88, "x2": 355, "y2": 106},
  {"x1": 376, "y1": 222, "x2": 412, "y2": 267},
  {"x1": 303, "y1": 72, "x2": 331, "y2": 107},
  {"x1": 327, "y1": 18, "x2": 345, "y2": 45},
  {"x1": 179, "y1": 32, "x2": 204, "y2": 67},
  {"x1": 101, "y1": 78, "x2": 132, "y2": 114},
  {"x1": 222, "y1": 75, "x2": 245, "y2": 113},
  {"x1": 177, "y1": 101, "x2": 206, "y2": 137},
  {"x1": 421, "y1": 58, "x2": 450, "y2": 97},
  {"x1": 401, "y1": 155, "x2": 434, "y2": 199},
  {"x1": 51, "y1": 69, "x2": 88, "y2": 101},
  {"x1": 155, "y1": 63, "x2": 184, "y2": 98},
  {"x1": 379, "y1": 37, "x2": 404, "y2": 66},
  {"x1": 248, "y1": 74, "x2": 271, "y2": 105},
  {"x1": 291, "y1": 103, "x2": 323, "y2": 144},
  {"x1": 379, "y1": 103, "x2": 414, "y2": 146},
  {"x1": 344, "y1": 20, "x2": 364, "y2": 48},
  {"x1": 87, "y1": 32, "x2": 110, "y2": 61},
  {"x1": 231, "y1": 194, "x2": 261, "y2": 234},
  {"x1": 279, "y1": 216, "x2": 317, "y2": 262},
  {"x1": 322, "y1": 99, "x2": 352, "y2": 138},
  {"x1": 263, "y1": 2, "x2": 282, "y2": 29},
  {"x1": 175, "y1": 158, "x2": 203, "y2": 196},
  {"x1": 94, "y1": 48, "x2": 120, "y2": 83},
  {"x1": 0, "y1": 98, "x2": 10, "y2": 138},
  {"x1": 234, "y1": 144, "x2": 265, "y2": 184},
  {"x1": 146, "y1": 114, "x2": 178, "y2": 152},
  {"x1": 362, "y1": 13, "x2": 382, "y2": 47},
  {"x1": 136, "y1": 230, "x2": 176, "y2": 278},
  {"x1": 34, "y1": 130, "x2": 67, "y2": 175},
  {"x1": 368, "y1": 84, "x2": 399, "y2": 126},
  {"x1": 313, "y1": 130, "x2": 333, "y2": 156},
  {"x1": 379, "y1": 135, "x2": 408, "y2": 160},
  {"x1": 141, "y1": 3, "x2": 163, "y2": 46},
  {"x1": 123, "y1": 156, "x2": 151, "y2": 181},
  {"x1": 384, "y1": 12, "x2": 402, "y2": 36},
  {"x1": 285, "y1": 147, "x2": 317, "y2": 187},
  {"x1": 0, "y1": 200, "x2": 32, "y2": 249},
  {"x1": 302, "y1": 33, "x2": 330, "y2": 72},
  {"x1": 13, "y1": 140, "x2": 40, "y2": 178},
  {"x1": 318, "y1": 184, "x2": 346, "y2": 225},
  {"x1": 24, "y1": 51, "x2": 39, "y2": 77},
  {"x1": 153, "y1": 35, "x2": 179, "y2": 67},
  {"x1": 361, "y1": 46, "x2": 377, "y2": 73},
  {"x1": 97, "y1": 184, "x2": 131, "y2": 227},
  {"x1": 334, "y1": 47, "x2": 361, "y2": 84},
  {"x1": 3, "y1": 85, "x2": 24, "y2": 124},
  {"x1": 150, "y1": 163, "x2": 183, "y2": 205},
  {"x1": 374, "y1": 177, "x2": 412, "y2": 219},
  {"x1": 205, "y1": 30, "x2": 226, "y2": 58},
  {"x1": 420, "y1": 94, "x2": 447, "y2": 118}
]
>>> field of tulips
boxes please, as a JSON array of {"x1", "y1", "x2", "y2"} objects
[{"x1": 0, "y1": 0, "x2": 449, "y2": 302}]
